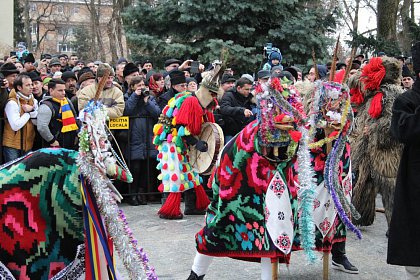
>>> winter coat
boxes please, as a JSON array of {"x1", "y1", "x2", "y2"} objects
[
  {"x1": 78, "y1": 84, "x2": 125, "y2": 118},
  {"x1": 158, "y1": 87, "x2": 178, "y2": 110},
  {"x1": 123, "y1": 92, "x2": 161, "y2": 160},
  {"x1": 387, "y1": 79, "x2": 420, "y2": 266},
  {"x1": 219, "y1": 88, "x2": 256, "y2": 136}
]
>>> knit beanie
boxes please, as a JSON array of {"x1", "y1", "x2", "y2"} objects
[{"x1": 97, "y1": 63, "x2": 115, "y2": 77}]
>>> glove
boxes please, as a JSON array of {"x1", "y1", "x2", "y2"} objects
[{"x1": 195, "y1": 140, "x2": 208, "y2": 152}]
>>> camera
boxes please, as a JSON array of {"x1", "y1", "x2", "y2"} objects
[{"x1": 141, "y1": 88, "x2": 150, "y2": 96}]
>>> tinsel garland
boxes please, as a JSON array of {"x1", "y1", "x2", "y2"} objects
[
  {"x1": 77, "y1": 155, "x2": 158, "y2": 280},
  {"x1": 328, "y1": 134, "x2": 360, "y2": 220},
  {"x1": 308, "y1": 98, "x2": 350, "y2": 149},
  {"x1": 296, "y1": 126, "x2": 317, "y2": 263},
  {"x1": 323, "y1": 135, "x2": 362, "y2": 239}
]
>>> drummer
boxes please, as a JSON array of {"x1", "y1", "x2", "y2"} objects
[{"x1": 153, "y1": 61, "x2": 224, "y2": 219}]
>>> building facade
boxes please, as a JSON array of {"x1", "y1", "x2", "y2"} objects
[{"x1": 24, "y1": 0, "x2": 127, "y2": 62}]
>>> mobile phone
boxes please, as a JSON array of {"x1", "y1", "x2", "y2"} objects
[
  {"x1": 190, "y1": 61, "x2": 200, "y2": 74},
  {"x1": 10, "y1": 51, "x2": 16, "y2": 57}
]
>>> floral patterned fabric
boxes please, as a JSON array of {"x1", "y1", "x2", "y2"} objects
[
  {"x1": 196, "y1": 123, "x2": 350, "y2": 263},
  {"x1": 0, "y1": 148, "x2": 83, "y2": 279}
]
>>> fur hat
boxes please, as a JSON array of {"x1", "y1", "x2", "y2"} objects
[
  {"x1": 412, "y1": 41, "x2": 420, "y2": 75},
  {"x1": 123, "y1": 62, "x2": 139, "y2": 78},
  {"x1": 169, "y1": 70, "x2": 186, "y2": 86},
  {"x1": 78, "y1": 72, "x2": 95, "y2": 85},
  {"x1": 97, "y1": 63, "x2": 115, "y2": 77},
  {"x1": 22, "y1": 53, "x2": 35, "y2": 64},
  {"x1": 0, "y1": 62, "x2": 19, "y2": 76}
]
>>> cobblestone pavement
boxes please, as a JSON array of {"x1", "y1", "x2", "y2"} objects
[{"x1": 116, "y1": 197, "x2": 404, "y2": 280}]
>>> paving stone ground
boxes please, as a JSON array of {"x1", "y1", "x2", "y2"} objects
[{"x1": 116, "y1": 197, "x2": 404, "y2": 280}]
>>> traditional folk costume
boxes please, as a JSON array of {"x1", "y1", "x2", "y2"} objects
[
  {"x1": 0, "y1": 75, "x2": 157, "y2": 280},
  {"x1": 153, "y1": 62, "x2": 225, "y2": 219},
  {"x1": 351, "y1": 57, "x2": 403, "y2": 227},
  {"x1": 303, "y1": 80, "x2": 361, "y2": 273}
]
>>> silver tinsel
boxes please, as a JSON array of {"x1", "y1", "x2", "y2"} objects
[{"x1": 77, "y1": 154, "x2": 157, "y2": 280}]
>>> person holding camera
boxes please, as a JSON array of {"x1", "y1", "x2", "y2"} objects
[{"x1": 123, "y1": 76, "x2": 161, "y2": 206}]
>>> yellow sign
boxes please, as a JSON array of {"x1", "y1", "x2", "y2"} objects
[{"x1": 109, "y1": 117, "x2": 129, "y2": 130}]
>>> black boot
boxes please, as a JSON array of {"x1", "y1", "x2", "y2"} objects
[
  {"x1": 127, "y1": 195, "x2": 140, "y2": 206},
  {"x1": 184, "y1": 189, "x2": 205, "y2": 215},
  {"x1": 187, "y1": 270, "x2": 205, "y2": 280},
  {"x1": 331, "y1": 241, "x2": 359, "y2": 274}
]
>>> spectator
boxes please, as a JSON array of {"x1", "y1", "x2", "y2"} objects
[
  {"x1": 14, "y1": 61, "x2": 24, "y2": 73},
  {"x1": 402, "y1": 68, "x2": 414, "y2": 90},
  {"x1": 257, "y1": 69, "x2": 270, "y2": 85},
  {"x1": 158, "y1": 70, "x2": 186, "y2": 110},
  {"x1": 78, "y1": 63, "x2": 124, "y2": 118},
  {"x1": 220, "y1": 74, "x2": 236, "y2": 94},
  {"x1": 123, "y1": 62, "x2": 140, "y2": 93},
  {"x1": 142, "y1": 59, "x2": 153, "y2": 73},
  {"x1": 271, "y1": 65, "x2": 283, "y2": 76},
  {"x1": 2, "y1": 74, "x2": 38, "y2": 162},
  {"x1": 58, "y1": 54, "x2": 71, "y2": 72},
  {"x1": 115, "y1": 62, "x2": 127, "y2": 87},
  {"x1": 77, "y1": 71, "x2": 96, "y2": 90},
  {"x1": 61, "y1": 71, "x2": 78, "y2": 99},
  {"x1": 164, "y1": 58, "x2": 182, "y2": 73},
  {"x1": 27, "y1": 71, "x2": 45, "y2": 102},
  {"x1": 49, "y1": 58, "x2": 61, "y2": 76},
  {"x1": 69, "y1": 54, "x2": 79, "y2": 68},
  {"x1": 186, "y1": 77, "x2": 198, "y2": 92},
  {"x1": 37, "y1": 79, "x2": 79, "y2": 150},
  {"x1": 22, "y1": 53, "x2": 36, "y2": 73},
  {"x1": 123, "y1": 76, "x2": 161, "y2": 206},
  {"x1": 147, "y1": 72, "x2": 165, "y2": 98},
  {"x1": 0, "y1": 62, "x2": 20, "y2": 93},
  {"x1": 220, "y1": 77, "x2": 256, "y2": 142}
]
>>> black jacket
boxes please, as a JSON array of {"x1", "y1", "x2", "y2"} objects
[
  {"x1": 219, "y1": 88, "x2": 255, "y2": 136},
  {"x1": 387, "y1": 79, "x2": 420, "y2": 266},
  {"x1": 158, "y1": 87, "x2": 179, "y2": 110}
]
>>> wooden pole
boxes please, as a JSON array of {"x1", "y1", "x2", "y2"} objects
[
  {"x1": 272, "y1": 259, "x2": 278, "y2": 280},
  {"x1": 323, "y1": 252, "x2": 329, "y2": 280}
]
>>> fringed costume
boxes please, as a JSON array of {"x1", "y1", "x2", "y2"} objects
[
  {"x1": 351, "y1": 57, "x2": 403, "y2": 227},
  {"x1": 153, "y1": 61, "x2": 225, "y2": 219}
]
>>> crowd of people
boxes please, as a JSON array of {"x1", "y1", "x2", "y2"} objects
[{"x1": 0, "y1": 41, "x2": 419, "y2": 279}]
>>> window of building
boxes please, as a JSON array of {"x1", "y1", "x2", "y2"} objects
[
  {"x1": 30, "y1": 22, "x2": 38, "y2": 35},
  {"x1": 72, "y1": 6, "x2": 80, "y2": 14},
  {"x1": 57, "y1": 42, "x2": 73, "y2": 53},
  {"x1": 30, "y1": 4, "x2": 37, "y2": 12}
]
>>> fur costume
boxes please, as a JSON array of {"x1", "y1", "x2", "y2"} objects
[{"x1": 351, "y1": 56, "x2": 403, "y2": 227}]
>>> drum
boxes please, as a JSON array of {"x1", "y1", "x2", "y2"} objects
[{"x1": 188, "y1": 122, "x2": 224, "y2": 175}]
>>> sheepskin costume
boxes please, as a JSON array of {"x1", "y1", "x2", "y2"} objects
[{"x1": 351, "y1": 56, "x2": 403, "y2": 227}]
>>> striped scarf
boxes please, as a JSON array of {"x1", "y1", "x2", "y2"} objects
[{"x1": 52, "y1": 98, "x2": 78, "y2": 132}]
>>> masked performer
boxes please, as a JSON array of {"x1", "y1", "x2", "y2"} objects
[
  {"x1": 153, "y1": 62, "x2": 226, "y2": 219},
  {"x1": 351, "y1": 56, "x2": 403, "y2": 228}
]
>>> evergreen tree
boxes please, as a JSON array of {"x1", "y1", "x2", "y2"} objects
[
  {"x1": 14, "y1": 0, "x2": 25, "y2": 46},
  {"x1": 123, "y1": 0, "x2": 338, "y2": 72}
]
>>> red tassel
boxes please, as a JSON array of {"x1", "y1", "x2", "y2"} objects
[
  {"x1": 205, "y1": 111, "x2": 215, "y2": 123},
  {"x1": 194, "y1": 185, "x2": 210, "y2": 210},
  {"x1": 176, "y1": 96, "x2": 204, "y2": 135},
  {"x1": 361, "y1": 57, "x2": 385, "y2": 91},
  {"x1": 328, "y1": 131, "x2": 339, "y2": 138},
  {"x1": 368, "y1": 92, "x2": 383, "y2": 119},
  {"x1": 158, "y1": 192, "x2": 182, "y2": 218},
  {"x1": 274, "y1": 113, "x2": 287, "y2": 123},
  {"x1": 288, "y1": 130, "x2": 302, "y2": 142},
  {"x1": 350, "y1": 88, "x2": 364, "y2": 105},
  {"x1": 333, "y1": 69, "x2": 346, "y2": 84}
]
